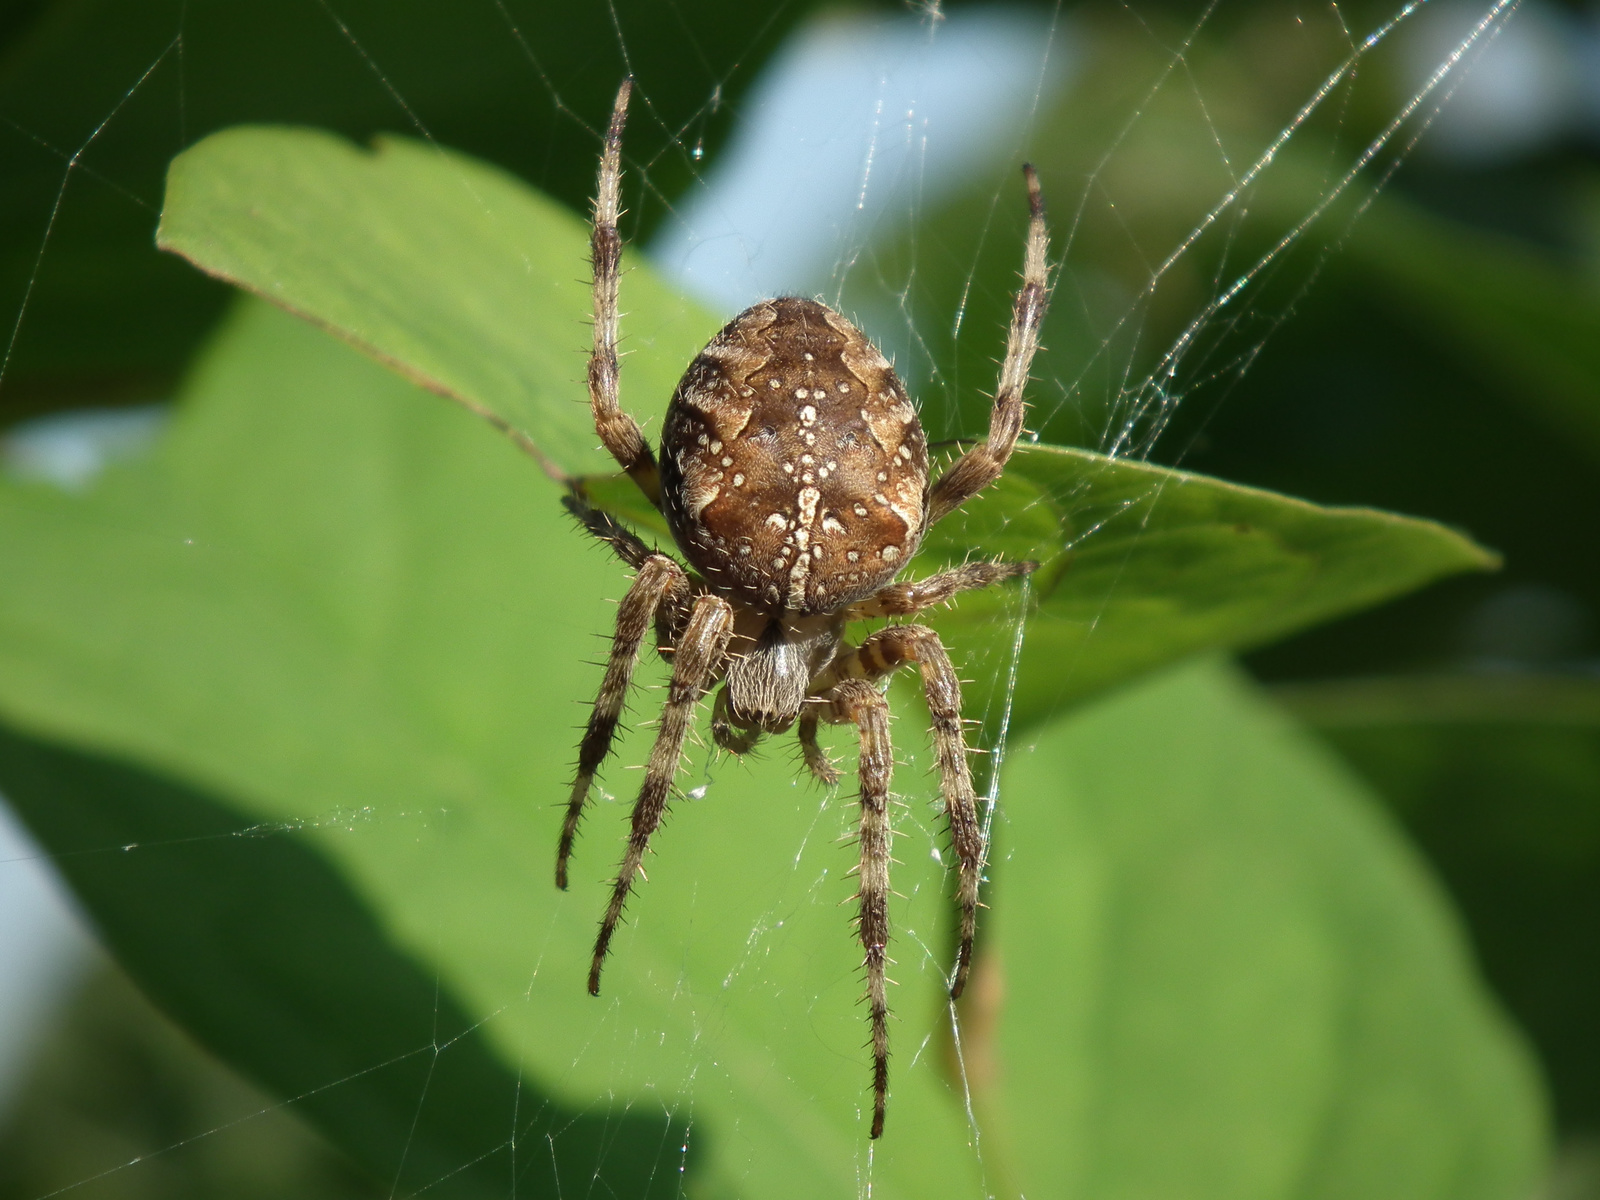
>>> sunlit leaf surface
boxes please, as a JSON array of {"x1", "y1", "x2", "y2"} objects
[
  {"x1": 0, "y1": 301, "x2": 1546, "y2": 1198},
  {"x1": 921, "y1": 444, "x2": 1497, "y2": 734},
  {"x1": 986, "y1": 660, "x2": 1547, "y2": 1199},
  {"x1": 157, "y1": 126, "x2": 721, "y2": 478}
]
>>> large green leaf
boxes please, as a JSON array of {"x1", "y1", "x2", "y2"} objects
[
  {"x1": 156, "y1": 125, "x2": 1496, "y2": 736},
  {"x1": 0, "y1": 301, "x2": 980, "y2": 1197},
  {"x1": 0, "y1": 299, "x2": 1547, "y2": 1197},
  {"x1": 986, "y1": 660, "x2": 1547, "y2": 1199},
  {"x1": 0, "y1": 722, "x2": 686, "y2": 1200}
]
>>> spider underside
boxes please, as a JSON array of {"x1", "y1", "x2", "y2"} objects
[{"x1": 557, "y1": 79, "x2": 1052, "y2": 1141}]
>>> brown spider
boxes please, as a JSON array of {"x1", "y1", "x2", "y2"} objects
[{"x1": 557, "y1": 79, "x2": 1051, "y2": 1139}]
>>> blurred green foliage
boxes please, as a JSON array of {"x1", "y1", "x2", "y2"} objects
[
  {"x1": 0, "y1": 0, "x2": 1597, "y2": 1193},
  {"x1": 0, "y1": 964, "x2": 381, "y2": 1200},
  {"x1": 0, "y1": 0, "x2": 814, "y2": 418}
]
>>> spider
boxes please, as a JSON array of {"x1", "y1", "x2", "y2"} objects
[{"x1": 557, "y1": 79, "x2": 1051, "y2": 1140}]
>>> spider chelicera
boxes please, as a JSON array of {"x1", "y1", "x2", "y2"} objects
[{"x1": 557, "y1": 79, "x2": 1052, "y2": 1139}]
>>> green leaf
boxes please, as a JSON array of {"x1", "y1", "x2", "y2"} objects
[
  {"x1": 157, "y1": 126, "x2": 1497, "y2": 737},
  {"x1": 580, "y1": 446, "x2": 1498, "y2": 738},
  {"x1": 0, "y1": 299, "x2": 1547, "y2": 1198},
  {"x1": 0, "y1": 721, "x2": 687, "y2": 1200},
  {"x1": 0, "y1": 300, "x2": 981, "y2": 1197},
  {"x1": 918, "y1": 445, "x2": 1497, "y2": 735},
  {"x1": 1277, "y1": 674, "x2": 1600, "y2": 1134},
  {"x1": 984, "y1": 660, "x2": 1548, "y2": 1199},
  {"x1": 157, "y1": 125, "x2": 722, "y2": 478}
]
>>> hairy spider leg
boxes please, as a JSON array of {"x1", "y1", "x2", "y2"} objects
[
  {"x1": 589, "y1": 593, "x2": 735, "y2": 995},
  {"x1": 558, "y1": 552, "x2": 692, "y2": 890},
  {"x1": 589, "y1": 78, "x2": 663, "y2": 508},
  {"x1": 840, "y1": 559, "x2": 1038, "y2": 622},
  {"x1": 823, "y1": 678, "x2": 895, "y2": 1140},
  {"x1": 562, "y1": 491, "x2": 658, "y2": 570},
  {"x1": 925, "y1": 164, "x2": 1053, "y2": 527},
  {"x1": 815, "y1": 625, "x2": 984, "y2": 1001}
]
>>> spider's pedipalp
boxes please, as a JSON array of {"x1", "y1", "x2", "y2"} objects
[
  {"x1": 589, "y1": 592, "x2": 734, "y2": 995},
  {"x1": 710, "y1": 686, "x2": 762, "y2": 755},
  {"x1": 798, "y1": 703, "x2": 840, "y2": 785},
  {"x1": 558, "y1": 553, "x2": 692, "y2": 890}
]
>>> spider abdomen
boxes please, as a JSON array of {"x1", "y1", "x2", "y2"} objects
[{"x1": 661, "y1": 297, "x2": 929, "y2": 616}]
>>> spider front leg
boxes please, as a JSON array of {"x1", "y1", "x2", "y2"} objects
[
  {"x1": 815, "y1": 625, "x2": 985, "y2": 1001},
  {"x1": 820, "y1": 678, "x2": 895, "y2": 1139},
  {"x1": 925, "y1": 165, "x2": 1052, "y2": 527},
  {"x1": 588, "y1": 78, "x2": 663, "y2": 508},
  {"x1": 840, "y1": 559, "x2": 1037, "y2": 621},
  {"x1": 558, "y1": 553, "x2": 692, "y2": 889},
  {"x1": 589, "y1": 593, "x2": 734, "y2": 995},
  {"x1": 562, "y1": 491, "x2": 656, "y2": 570}
]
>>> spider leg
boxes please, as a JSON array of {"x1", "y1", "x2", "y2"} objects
[
  {"x1": 925, "y1": 165, "x2": 1051, "y2": 528},
  {"x1": 558, "y1": 554, "x2": 692, "y2": 889},
  {"x1": 589, "y1": 78, "x2": 663, "y2": 509},
  {"x1": 815, "y1": 626, "x2": 984, "y2": 1001},
  {"x1": 589, "y1": 593, "x2": 734, "y2": 995},
  {"x1": 821, "y1": 678, "x2": 895, "y2": 1139},
  {"x1": 840, "y1": 559, "x2": 1037, "y2": 621},
  {"x1": 562, "y1": 490, "x2": 657, "y2": 570}
]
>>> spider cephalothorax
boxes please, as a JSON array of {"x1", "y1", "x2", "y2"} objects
[{"x1": 557, "y1": 79, "x2": 1051, "y2": 1140}]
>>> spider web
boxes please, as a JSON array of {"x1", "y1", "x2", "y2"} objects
[{"x1": 0, "y1": 0, "x2": 1527, "y2": 1196}]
